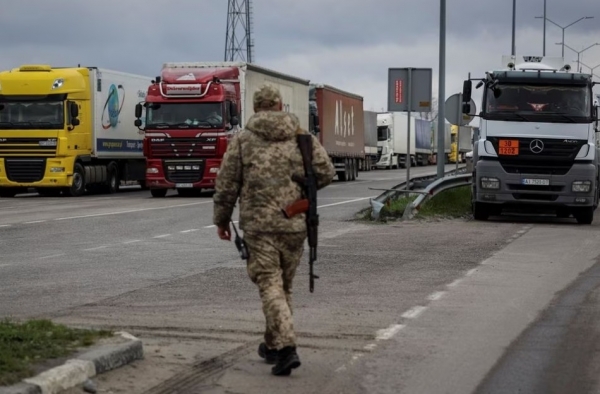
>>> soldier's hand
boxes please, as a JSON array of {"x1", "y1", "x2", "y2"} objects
[{"x1": 217, "y1": 225, "x2": 231, "y2": 241}]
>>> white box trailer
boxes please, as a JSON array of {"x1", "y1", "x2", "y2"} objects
[{"x1": 91, "y1": 68, "x2": 152, "y2": 159}]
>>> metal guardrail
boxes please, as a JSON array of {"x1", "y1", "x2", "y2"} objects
[
  {"x1": 368, "y1": 165, "x2": 467, "y2": 220},
  {"x1": 402, "y1": 173, "x2": 473, "y2": 220}
]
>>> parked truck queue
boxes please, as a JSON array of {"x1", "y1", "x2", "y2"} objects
[{"x1": 0, "y1": 61, "x2": 440, "y2": 199}]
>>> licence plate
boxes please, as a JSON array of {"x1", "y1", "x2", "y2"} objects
[
  {"x1": 498, "y1": 139, "x2": 519, "y2": 155},
  {"x1": 521, "y1": 178, "x2": 550, "y2": 186},
  {"x1": 176, "y1": 183, "x2": 193, "y2": 188}
]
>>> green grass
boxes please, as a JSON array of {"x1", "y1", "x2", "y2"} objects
[
  {"x1": 365, "y1": 185, "x2": 472, "y2": 221},
  {"x1": 0, "y1": 318, "x2": 112, "y2": 386}
]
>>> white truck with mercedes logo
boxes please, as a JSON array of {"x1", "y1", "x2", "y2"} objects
[{"x1": 461, "y1": 55, "x2": 600, "y2": 224}]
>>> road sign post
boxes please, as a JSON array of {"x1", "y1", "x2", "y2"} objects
[{"x1": 388, "y1": 68, "x2": 433, "y2": 188}]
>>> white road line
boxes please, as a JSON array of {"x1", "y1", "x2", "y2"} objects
[
  {"x1": 0, "y1": 224, "x2": 11, "y2": 228},
  {"x1": 83, "y1": 245, "x2": 108, "y2": 251},
  {"x1": 465, "y1": 268, "x2": 478, "y2": 276},
  {"x1": 122, "y1": 240, "x2": 141, "y2": 244},
  {"x1": 153, "y1": 234, "x2": 171, "y2": 238},
  {"x1": 38, "y1": 253, "x2": 66, "y2": 260},
  {"x1": 427, "y1": 291, "x2": 446, "y2": 301},
  {"x1": 375, "y1": 324, "x2": 405, "y2": 340},
  {"x1": 24, "y1": 220, "x2": 46, "y2": 224},
  {"x1": 204, "y1": 221, "x2": 238, "y2": 229},
  {"x1": 318, "y1": 197, "x2": 375, "y2": 208},
  {"x1": 401, "y1": 306, "x2": 427, "y2": 319},
  {"x1": 180, "y1": 229, "x2": 199, "y2": 233},
  {"x1": 448, "y1": 278, "x2": 463, "y2": 287},
  {"x1": 52, "y1": 200, "x2": 212, "y2": 221}
]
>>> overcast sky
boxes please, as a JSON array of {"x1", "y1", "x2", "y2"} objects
[{"x1": 1, "y1": 0, "x2": 599, "y2": 121}]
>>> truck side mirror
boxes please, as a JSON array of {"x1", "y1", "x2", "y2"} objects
[
  {"x1": 134, "y1": 119, "x2": 142, "y2": 127},
  {"x1": 135, "y1": 103, "x2": 143, "y2": 118},
  {"x1": 230, "y1": 116, "x2": 239, "y2": 126},
  {"x1": 230, "y1": 102, "x2": 238, "y2": 117},
  {"x1": 69, "y1": 101, "x2": 79, "y2": 118},
  {"x1": 462, "y1": 80, "x2": 472, "y2": 103}
]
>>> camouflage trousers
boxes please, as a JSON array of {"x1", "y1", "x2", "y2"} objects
[{"x1": 244, "y1": 231, "x2": 307, "y2": 350}]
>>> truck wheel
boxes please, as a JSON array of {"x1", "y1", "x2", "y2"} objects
[
  {"x1": 354, "y1": 159, "x2": 359, "y2": 180},
  {"x1": 106, "y1": 163, "x2": 120, "y2": 194},
  {"x1": 349, "y1": 159, "x2": 355, "y2": 181},
  {"x1": 68, "y1": 163, "x2": 86, "y2": 197},
  {"x1": 473, "y1": 202, "x2": 491, "y2": 221},
  {"x1": 150, "y1": 188, "x2": 168, "y2": 198},
  {"x1": 573, "y1": 207, "x2": 594, "y2": 224}
]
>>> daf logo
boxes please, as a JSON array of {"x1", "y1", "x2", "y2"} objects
[{"x1": 530, "y1": 139, "x2": 544, "y2": 154}]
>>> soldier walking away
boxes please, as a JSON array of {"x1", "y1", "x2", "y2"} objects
[{"x1": 212, "y1": 84, "x2": 335, "y2": 376}]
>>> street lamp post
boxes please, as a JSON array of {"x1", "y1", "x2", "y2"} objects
[
  {"x1": 556, "y1": 42, "x2": 600, "y2": 72},
  {"x1": 535, "y1": 16, "x2": 594, "y2": 57},
  {"x1": 577, "y1": 60, "x2": 600, "y2": 79}
]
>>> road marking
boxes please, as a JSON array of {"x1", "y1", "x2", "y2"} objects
[
  {"x1": 375, "y1": 324, "x2": 405, "y2": 340},
  {"x1": 204, "y1": 221, "x2": 238, "y2": 229},
  {"x1": 83, "y1": 245, "x2": 108, "y2": 251},
  {"x1": 427, "y1": 291, "x2": 446, "y2": 301},
  {"x1": 317, "y1": 197, "x2": 375, "y2": 208},
  {"x1": 153, "y1": 234, "x2": 171, "y2": 238},
  {"x1": 24, "y1": 220, "x2": 46, "y2": 224},
  {"x1": 465, "y1": 268, "x2": 478, "y2": 276},
  {"x1": 180, "y1": 229, "x2": 199, "y2": 233},
  {"x1": 0, "y1": 224, "x2": 11, "y2": 228},
  {"x1": 122, "y1": 240, "x2": 141, "y2": 244},
  {"x1": 401, "y1": 306, "x2": 427, "y2": 319},
  {"x1": 448, "y1": 278, "x2": 463, "y2": 287},
  {"x1": 38, "y1": 253, "x2": 66, "y2": 260},
  {"x1": 52, "y1": 201, "x2": 212, "y2": 221}
]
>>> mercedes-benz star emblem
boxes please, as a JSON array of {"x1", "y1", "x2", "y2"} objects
[{"x1": 530, "y1": 139, "x2": 544, "y2": 154}]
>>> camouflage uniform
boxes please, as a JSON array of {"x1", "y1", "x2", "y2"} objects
[{"x1": 213, "y1": 84, "x2": 335, "y2": 355}]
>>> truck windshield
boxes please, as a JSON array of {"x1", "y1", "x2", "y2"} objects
[
  {"x1": 484, "y1": 84, "x2": 592, "y2": 123},
  {"x1": 0, "y1": 101, "x2": 64, "y2": 129},
  {"x1": 377, "y1": 126, "x2": 389, "y2": 141},
  {"x1": 146, "y1": 103, "x2": 223, "y2": 128}
]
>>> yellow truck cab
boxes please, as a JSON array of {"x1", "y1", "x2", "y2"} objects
[{"x1": 0, "y1": 64, "x2": 151, "y2": 197}]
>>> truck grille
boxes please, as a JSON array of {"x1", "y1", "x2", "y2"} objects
[
  {"x1": 0, "y1": 138, "x2": 57, "y2": 157},
  {"x1": 164, "y1": 160, "x2": 205, "y2": 183},
  {"x1": 4, "y1": 158, "x2": 46, "y2": 182},
  {"x1": 488, "y1": 137, "x2": 586, "y2": 175},
  {"x1": 149, "y1": 137, "x2": 217, "y2": 158}
]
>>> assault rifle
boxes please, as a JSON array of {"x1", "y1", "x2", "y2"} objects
[{"x1": 282, "y1": 134, "x2": 319, "y2": 293}]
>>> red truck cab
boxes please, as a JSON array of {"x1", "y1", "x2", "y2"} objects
[{"x1": 134, "y1": 63, "x2": 240, "y2": 197}]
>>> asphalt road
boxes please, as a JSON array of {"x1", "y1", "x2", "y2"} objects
[{"x1": 2, "y1": 164, "x2": 600, "y2": 394}]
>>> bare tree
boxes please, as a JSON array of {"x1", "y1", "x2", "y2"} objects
[{"x1": 419, "y1": 96, "x2": 438, "y2": 121}]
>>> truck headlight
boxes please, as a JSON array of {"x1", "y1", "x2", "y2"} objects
[
  {"x1": 146, "y1": 168, "x2": 159, "y2": 174},
  {"x1": 50, "y1": 167, "x2": 65, "y2": 173},
  {"x1": 572, "y1": 180, "x2": 591, "y2": 192},
  {"x1": 481, "y1": 177, "x2": 500, "y2": 189},
  {"x1": 209, "y1": 167, "x2": 219, "y2": 173}
]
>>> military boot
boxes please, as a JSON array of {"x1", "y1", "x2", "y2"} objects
[
  {"x1": 271, "y1": 346, "x2": 301, "y2": 376},
  {"x1": 258, "y1": 342, "x2": 278, "y2": 364}
]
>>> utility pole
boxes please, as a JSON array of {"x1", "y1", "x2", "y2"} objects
[
  {"x1": 557, "y1": 42, "x2": 600, "y2": 72},
  {"x1": 511, "y1": 0, "x2": 516, "y2": 55},
  {"x1": 224, "y1": 0, "x2": 254, "y2": 62}
]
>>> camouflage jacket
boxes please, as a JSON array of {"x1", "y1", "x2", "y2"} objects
[{"x1": 213, "y1": 111, "x2": 336, "y2": 233}]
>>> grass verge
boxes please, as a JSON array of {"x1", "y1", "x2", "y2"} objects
[
  {"x1": 0, "y1": 318, "x2": 112, "y2": 386},
  {"x1": 358, "y1": 185, "x2": 472, "y2": 222}
]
